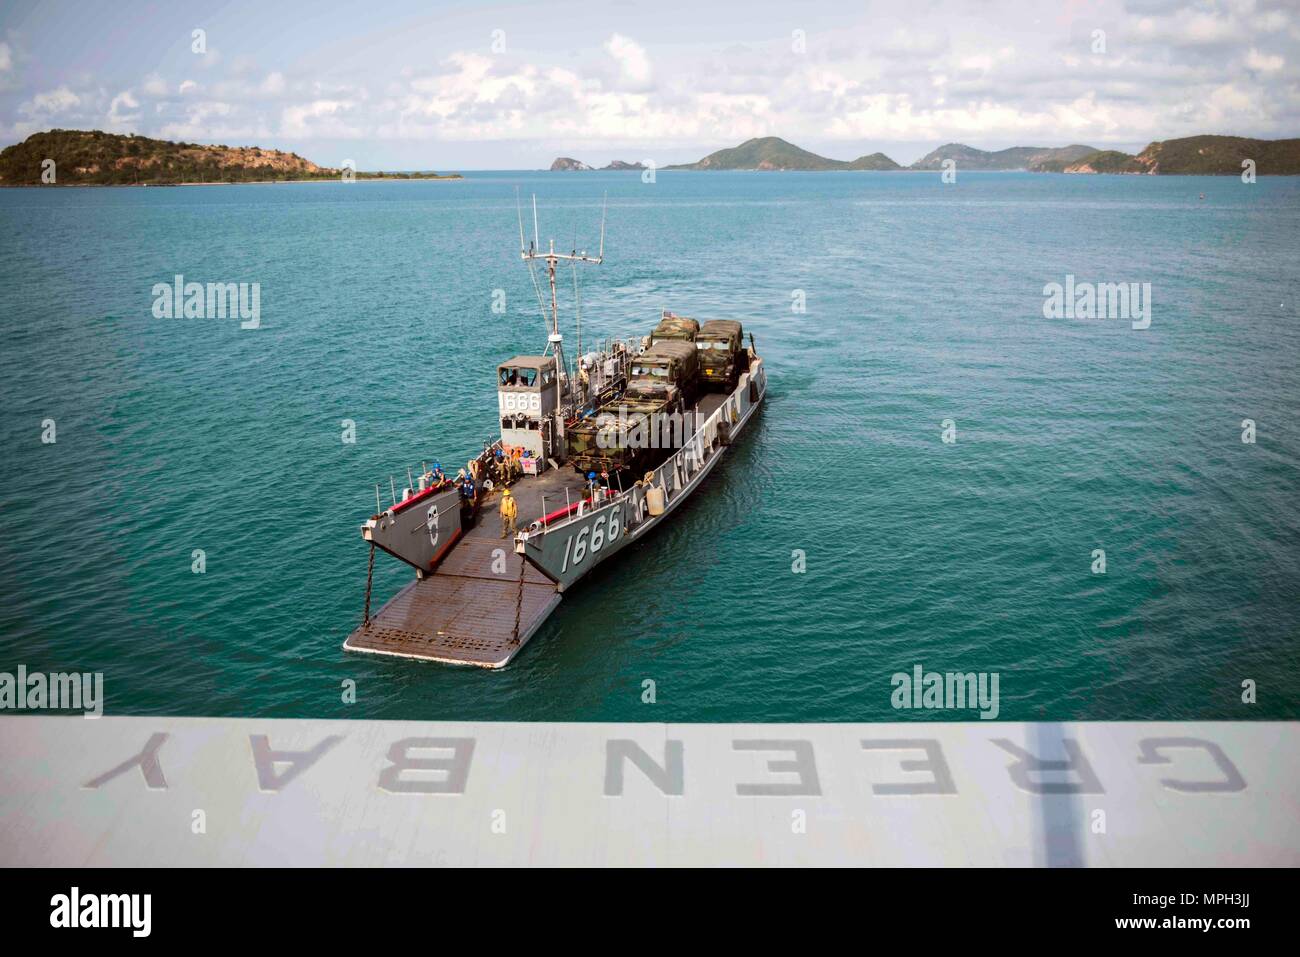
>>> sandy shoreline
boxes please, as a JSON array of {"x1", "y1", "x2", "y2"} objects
[{"x1": 1, "y1": 175, "x2": 464, "y2": 188}]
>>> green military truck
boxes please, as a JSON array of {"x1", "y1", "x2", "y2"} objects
[
  {"x1": 628, "y1": 340, "x2": 699, "y2": 406},
  {"x1": 650, "y1": 311, "x2": 699, "y2": 345},
  {"x1": 695, "y1": 319, "x2": 747, "y2": 392},
  {"x1": 567, "y1": 339, "x2": 701, "y2": 476}
]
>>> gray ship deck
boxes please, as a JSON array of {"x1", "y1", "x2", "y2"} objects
[
  {"x1": 343, "y1": 393, "x2": 730, "y2": 667},
  {"x1": 343, "y1": 468, "x2": 587, "y2": 667}
]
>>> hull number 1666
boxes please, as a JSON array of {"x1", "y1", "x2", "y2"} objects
[{"x1": 560, "y1": 508, "x2": 622, "y2": 574}]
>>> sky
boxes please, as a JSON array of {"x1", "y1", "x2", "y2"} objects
[{"x1": 0, "y1": 0, "x2": 1297, "y2": 169}]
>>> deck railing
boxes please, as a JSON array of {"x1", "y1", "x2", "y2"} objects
[{"x1": 531, "y1": 364, "x2": 759, "y2": 538}]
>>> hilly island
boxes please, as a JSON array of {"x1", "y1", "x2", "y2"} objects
[
  {"x1": 549, "y1": 135, "x2": 1300, "y2": 175},
  {"x1": 0, "y1": 130, "x2": 462, "y2": 185},
  {"x1": 551, "y1": 157, "x2": 647, "y2": 171},
  {"x1": 664, "y1": 137, "x2": 902, "y2": 171}
]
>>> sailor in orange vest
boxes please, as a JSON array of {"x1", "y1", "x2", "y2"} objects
[{"x1": 499, "y1": 487, "x2": 518, "y2": 539}]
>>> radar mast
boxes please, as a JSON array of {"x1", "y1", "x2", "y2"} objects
[{"x1": 517, "y1": 191, "x2": 607, "y2": 398}]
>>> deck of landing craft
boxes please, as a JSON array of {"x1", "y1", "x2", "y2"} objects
[
  {"x1": 343, "y1": 534, "x2": 560, "y2": 667},
  {"x1": 344, "y1": 463, "x2": 593, "y2": 666},
  {"x1": 343, "y1": 392, "x2": 731, "y2": 667}
]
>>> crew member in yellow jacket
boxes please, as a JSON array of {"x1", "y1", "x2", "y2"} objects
[{"x1": 499, "y1": 487, "x2": 518, "y2": 538}]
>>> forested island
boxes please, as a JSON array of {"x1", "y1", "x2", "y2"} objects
[{"x1": 0, "y1": 130, "x2": 462, "y2": 185}]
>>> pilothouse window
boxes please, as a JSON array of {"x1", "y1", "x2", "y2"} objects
[{"x1": 500, "y1": 366, "x2": 539, "y2": 387}]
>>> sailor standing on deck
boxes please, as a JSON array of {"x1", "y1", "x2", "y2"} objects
[
  {"x1": 499, "y1": 487, "x2": 518, "y2": 538},
  {"x1": 457, "y1": 469, "x2": 475, "y2": 501}
]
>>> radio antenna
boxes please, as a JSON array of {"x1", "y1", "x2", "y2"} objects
[
  {"x1": 516, "y1": 187, "x2": 526, "y2": 253},
  {"x1": 598, "y1": 192, "x2": 607, "y2": 262},
  {"x1": 519, "y1": 194, "x2": 607, "y2": 398},
  {"x1": 519, "y1": 187, "x2": 551, "y2": 331}
]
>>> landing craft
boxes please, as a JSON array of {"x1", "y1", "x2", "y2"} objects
[{"x1": 343, "y1": 197, "x2": 767, "y2": 667}]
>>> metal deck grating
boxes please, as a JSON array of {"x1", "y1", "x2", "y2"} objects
[{"x1": 344, "y1": 570, "x2": 561, "y2": 667}]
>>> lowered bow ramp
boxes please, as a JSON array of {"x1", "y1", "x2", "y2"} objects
[{"x1": 344, "y1": 537, "x2": 559, "y2": 668}]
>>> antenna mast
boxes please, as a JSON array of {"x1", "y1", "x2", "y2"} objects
[{"x1": 518, "y1": 193, "x2": 606, "y2": 398}]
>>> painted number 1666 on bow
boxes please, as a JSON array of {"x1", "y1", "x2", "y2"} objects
[{"x1": 559, "y1": 507, "x2": 622, "y2": 574}]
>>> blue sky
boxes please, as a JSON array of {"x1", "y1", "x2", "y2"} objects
[{"x1": 1, "y1": 0, "x2": 1296, "y2": 169}]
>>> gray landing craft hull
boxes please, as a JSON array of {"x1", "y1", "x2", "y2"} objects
[
  {"x1": 343, "y1": 360, "x2": 766, "y2": 667},
  {"x1": 519, "y1": 360, "x2": 767, "y2": 591}
]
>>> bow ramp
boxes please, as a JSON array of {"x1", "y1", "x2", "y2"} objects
[{"x1": 344, "y1": 520, "x2": 561, "y2": 669}]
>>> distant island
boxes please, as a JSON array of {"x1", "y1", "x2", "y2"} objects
[
  {"x1": 549, "y1": 157, "x2": 647, "y2": 171},
  {"x1": 664, "y1": 137, "x2": 901, "y2": 171},
  {"x1": 638, "y1": 135, "x2": 1300, "y2": 175},
  {"x1": 1053, "y1": 136, "x2": 1300, "y2": 174},
  {"x1": 909, "y1": 143, "x2": 1098, "y2": 171},
  {"x1": 0, "y1": 130, "x2": 463, "y2": 185}
]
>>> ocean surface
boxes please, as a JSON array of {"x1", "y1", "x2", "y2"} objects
[{"x1": 1, "y1": 170, "x2": 1297, "y2": 722}]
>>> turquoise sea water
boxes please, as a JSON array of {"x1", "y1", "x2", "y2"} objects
[{"x1": 1, "y1": 170, "x2": 1297, "y2": 722}]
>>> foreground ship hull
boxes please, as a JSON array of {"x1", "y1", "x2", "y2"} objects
[
  {"x1": 520, "y1": 362, "x2": 766, "y2": 590},
  {"x1": 343, "y1": 360, "x2": 766, "y2": 667}
]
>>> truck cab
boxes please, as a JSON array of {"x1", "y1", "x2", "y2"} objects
[
  {"x1": 628, "y1": 339, "x2": 699, "y2": 408},
  {"x1": 695, "y1": 319, "x2": 746, "y2": 391}
]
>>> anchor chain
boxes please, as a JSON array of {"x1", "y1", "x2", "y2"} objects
[
  {"x1": 362, "y1": 542, "x2": 375, "y2": 627},
  {"x1": 511, "y1": 546, "x2": 525, "y2": 646}
]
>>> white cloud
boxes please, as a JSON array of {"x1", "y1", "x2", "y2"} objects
[
  {"x1": 157, "y1": 100, "x2": 266, "y2": 142},
  {"x1": 19, "y1": 86, "x2": 80, "y2": 115},
  {"x1": 605, "y1": 33, "x2": 652, "y2": 87},
  {"x1": 281, "y1": 98, "x2": 363, "y2": 137},
  {"x1": 880, "y1": 29, "x2": 949, "y2": 58},
  {"x1": 1133, "y1": 8, "x2": 1247, "y2": 48},
  {"x1": 1245, "y1": 48, "x2": 1283, "y2": 72},
  {"x1": 106, "y1": 90, "x2": 140, "y2": 130}
]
